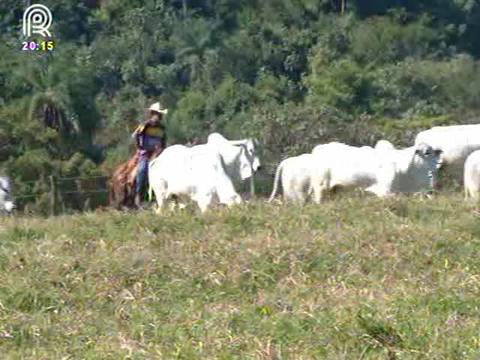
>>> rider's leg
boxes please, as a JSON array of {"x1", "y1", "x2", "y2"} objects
[{"x1": 135, "y1": 155, "x2": 149, "y2": 206}]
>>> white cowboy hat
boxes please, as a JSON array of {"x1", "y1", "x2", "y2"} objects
[{"x1": 148, "y1": 102, "x2": 168, "y2": 115}]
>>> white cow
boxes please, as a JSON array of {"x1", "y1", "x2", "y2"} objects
[
  {"x1": 268, "y1": 153, "x2": 315, "y2": 203},
  {"x1": 0, "y1": 177, "x2": 15, "y2": 214},
  {"x1": 415, "y1": 124, "x2": 480, "y2": 182},
  {"x1": 310, "y1": 142, "x2": 442, "y2": 203},
  {"x1": 206, "y1": 133, "x2": 261, "y2": 195},
  {"x1": 148, "y1": 140, "x2": 254, "y2": 212},
  {"x1": 464, "y1": 150, "x2": 480, "y2": 201}
]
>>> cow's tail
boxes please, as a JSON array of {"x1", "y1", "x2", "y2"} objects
[{"x1": 268, "y1": 161, "x2": 284, "y2": 202}]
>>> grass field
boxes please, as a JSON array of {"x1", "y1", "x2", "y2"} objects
[{"x1": 1, "y1": 194, "x2": 480, "y2": 359}]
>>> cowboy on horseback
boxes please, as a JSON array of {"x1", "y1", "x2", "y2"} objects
[{"x1": 132, "y1": 102, "x2": 168, "y2": 208}]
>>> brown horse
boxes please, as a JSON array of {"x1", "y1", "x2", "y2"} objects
[{"x1": 109, "y1": 148, "x2": 163, "y2": 209}]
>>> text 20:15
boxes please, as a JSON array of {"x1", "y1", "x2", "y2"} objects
[{"x1": 22, "y1": 41, "x2": 55, "y2": 51}]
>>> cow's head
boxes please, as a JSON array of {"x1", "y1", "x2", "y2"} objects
[
  {"x1": 238, "y1": 145, "x2": 254, "y2": 180},
  {"x1": 414, "y1": 143, "x2": 443, "y2": 187},
  {"x1": 230, "y1": 138, "x2": 261, "y2": 175},
  {"x1": 244, "y1": 139, "x2": 261, "y2": 172},
  {"x1": 415, "y1": 143, "x2": 442, "y2": 164}
]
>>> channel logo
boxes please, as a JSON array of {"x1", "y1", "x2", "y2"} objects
[{"x1": 22, "y1": 4, "x2": 53, "y2": 38}]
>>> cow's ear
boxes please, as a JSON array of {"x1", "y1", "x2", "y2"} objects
[
  {"x1": 415, "y1": 148, "x2": 421, "y2": 155},
  {"x1": 434, "y1": 149, "x2": 443, "y2": 156}
]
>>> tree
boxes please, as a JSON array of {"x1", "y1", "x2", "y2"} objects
[
  {"x1": 172, "y1": 17, "x2": 219, "y2": 85},
  {"x1": 14, "y1": 55, "x2": 78, "y2": 137}
]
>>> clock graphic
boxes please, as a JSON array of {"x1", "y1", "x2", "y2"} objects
[{"x1": 21, "y1": 40, "x2": 56, "y2": 52}]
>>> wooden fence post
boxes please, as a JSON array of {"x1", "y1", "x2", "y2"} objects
[
  {"x1": 250, "y1": 175, "x2": 255, "y2": 199},
  {"x1": 75, "y1": 178, "x2": 83, "y2": 211},
  {"x1": 49, "y1": 175, "x2": 57, "y2": 216}
]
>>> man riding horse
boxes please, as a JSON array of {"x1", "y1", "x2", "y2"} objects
[{"x1": 132, "y1": 102, "x2": 168, "y2": 208}]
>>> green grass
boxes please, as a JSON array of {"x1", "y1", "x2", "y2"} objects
[{"x1": 1, "y1": 194, "x2": 480, "y2": 358}]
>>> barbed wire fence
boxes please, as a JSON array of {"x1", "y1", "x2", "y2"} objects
[
  {"x1": 12, "y1": 163, "x2": 281, "y2": 216},
  {"x1": 15, "y1": 175, "x2": 110, "y2": 215}
]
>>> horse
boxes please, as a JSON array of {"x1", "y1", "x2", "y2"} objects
[{"x1": 109, "y1": 147, "x2": 163, "y2": 209}]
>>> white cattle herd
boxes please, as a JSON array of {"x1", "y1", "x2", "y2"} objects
[
  {"x1": 268, "y1": 141, "x2": 442, "y2": 204},
  {"x1": 3, "y1": 124, "x2": 480, "y2": 214},
  {"x1": 147, "y1": 125, "x2": 480, "y2": 212}
]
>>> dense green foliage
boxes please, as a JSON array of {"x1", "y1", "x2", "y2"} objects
[
  {"x1": 1, "y1": 0, "x2": 480, "y2": 205},
  {"x1": 2, "y1": 195, "x2": 480, "y2": 357}
]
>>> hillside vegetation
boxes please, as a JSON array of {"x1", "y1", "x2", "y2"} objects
[
  {"x1": 1, "y1": 195, "x2": 480, "y2": 358},
  {"x1": 1, "y1": 1, "x2": 480, "y2": 211}
]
